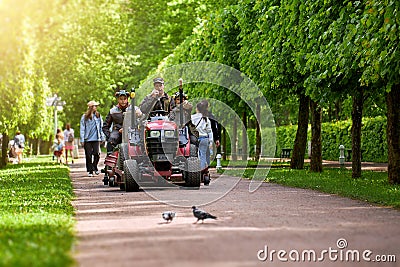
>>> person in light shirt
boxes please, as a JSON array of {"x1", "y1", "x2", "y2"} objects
[
  {"x1": 191, "y1": 101, "x2": 213, "y2": 170},
  {"x1": 80, "y1": 100, "x2": 105, "y2": 177},
  {"x1": 63, "y1": 123, "x2": 75, "y2": 164}
]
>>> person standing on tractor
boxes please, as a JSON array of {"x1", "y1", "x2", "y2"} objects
[
  {"x1": 80, "y1": 100, "x2": 105, "y2": 177},
  {"x1": 169, "y1": 91, "x2": 199, "y2": 146},
  {"x1": 102, "y1": 89, "x2": 142, "y2": 154},
  {"x1": 168, "y1": 91, "x2": 193, "y2": 125},
  {"x1": 139, "y1": 77, "x2": 171, "y2": 115}
]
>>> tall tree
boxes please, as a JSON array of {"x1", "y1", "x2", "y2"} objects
[
  {"x1": 356, "y1": 1, "x2": 400, "y2": 184},
  {"x1": 0, "y1": 0, "x2": 55, "y2": 164},
  {"x1": 302, "y1": 1, "x2": 370, "y2": 175}
]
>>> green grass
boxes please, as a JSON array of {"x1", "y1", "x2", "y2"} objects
[
  {"x1": 209, "y1": 159, "x2": 290, "y2": 168},
  {"x1": 0, "y1": 157, "x2": 75, "y2": 267},
  {"x1": 222, "y1": 167, "x2": 400, "y2": 208}
]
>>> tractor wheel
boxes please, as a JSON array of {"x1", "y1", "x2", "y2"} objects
[
  {"x1": 184, "y1": 157, "x2": 201, "y2": 188},
  {"x1": 119, "y1": 183, "x2": 125, "y2": 190},
  {"x1": 189, "y1": 144, "x2": 198, "y2": 157},
  {"x1": 118, "y1": 143, "x2": 128, "y2": 170},
  {"x1": 124, "y1": 159, "x2": 140, "y2": 192},
  {"x1": 203, "y1": 173, "x2": 210, "y2": 185},
  {"x1": 109, "y1": 176, "x2": 115, "y2": 187},
  {"x1": 103, "y1": 166, "x2": 109, "y2": 185}
]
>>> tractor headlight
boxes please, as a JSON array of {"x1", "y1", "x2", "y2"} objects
[
  {"x1": 164, "y1": 130, "x2": 175, "y2": 138},
  {"x1": 150, "y1": 131, "x2": 160, "y2": 138}
]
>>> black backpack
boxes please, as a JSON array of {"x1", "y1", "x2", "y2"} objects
[{"x1": 14, "y1": 137, "x2": 23, "y2": 148}]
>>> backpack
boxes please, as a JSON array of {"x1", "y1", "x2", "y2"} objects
[
  {"x1": 14, "y1": 137, "x2": 19, "y2": 147},
  {"x1": 67, "y1": 132, "x2": 74, "y2": 142},
  {"x1": 14, "y1": 136, "x2": 24, "y2": 148}
]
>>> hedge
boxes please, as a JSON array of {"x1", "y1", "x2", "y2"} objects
[{"x1": 275, "y1": 116, "x2": 387, "y2": 162}]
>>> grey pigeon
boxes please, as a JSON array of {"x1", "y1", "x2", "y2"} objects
[
  {"x1": 162, "y1": 211, "x2": 176, "y2": 223},
  {"x1": 192, "y1": 206, "x2": 217, "y2": 223}
]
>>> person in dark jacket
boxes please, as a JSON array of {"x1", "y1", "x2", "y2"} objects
[
  {"x1": 139, "y1": 77, "x2": 171, "y2": 115},
  {"x1": 102, "y1": 89, "x2": 142, "y2": 154}
]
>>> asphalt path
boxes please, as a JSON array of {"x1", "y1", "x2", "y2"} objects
[{"x1": 71, "y1": 153, "x2": 399, "y2": 267}]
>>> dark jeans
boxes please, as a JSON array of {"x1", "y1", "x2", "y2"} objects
[
  {"x1": 83, "y1": 141, "x2": 100, "y2": 173},
  {"x1": 106, "y1": 130, "x2": 122, "y2": 154}
]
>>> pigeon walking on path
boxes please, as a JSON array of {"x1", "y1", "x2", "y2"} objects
[
  {"x1": 162, "y1": 211, "x2": 176, "y2": 223},
  {"x1": 192, "y1": 206, "x2": 217, "y2": 223}
]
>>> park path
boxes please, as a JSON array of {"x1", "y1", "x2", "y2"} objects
[{"x1": 70, "y1": 152, "x2": 398, "y2": 267}]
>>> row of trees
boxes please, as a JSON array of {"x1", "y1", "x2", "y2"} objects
[
  {"x1": 1, "y1": 0, "x2": 399, "y2": 185},
  {"x1": 0, "y1": 0, "x2": 232, "y2": 166},
  {"x1": 150, "y1": 0, "x2": 399, "y2": 183}
]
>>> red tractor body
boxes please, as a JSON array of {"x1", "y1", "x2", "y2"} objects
[{"x1": 103, "y1": 107, "x2": 202, "y2": 191}]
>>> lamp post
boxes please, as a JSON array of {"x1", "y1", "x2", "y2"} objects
[{"x1": 46, "y1": 94, "x2": 66, "y2": 137}]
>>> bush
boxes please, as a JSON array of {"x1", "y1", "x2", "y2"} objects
[{"x1": 275, "y1": 117, "x2": 387, "y2": 162}]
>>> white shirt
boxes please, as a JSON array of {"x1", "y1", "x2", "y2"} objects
[
  {"x1": 191, "y1": 113, "x2": 213, "y2": 143},
  {"x1": 64, "y1": 128, "x2": 75, "y2": 143}
]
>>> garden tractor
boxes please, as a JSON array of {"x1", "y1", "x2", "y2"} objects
[{"x1": 102, "y1": 79, "x2": 204, "y2": 191}]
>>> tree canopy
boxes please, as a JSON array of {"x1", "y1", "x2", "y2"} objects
[{"x1": 1, "y1": 0, "x2": 399, "y2": 181}]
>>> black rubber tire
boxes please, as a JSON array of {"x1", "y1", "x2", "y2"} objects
[
  {"x1": 184, "y1": 157, "x2": 201, "y2": 187},
  {"x1": 103, "y1": 166, "x2": 109, "y2": 185},
  {"x1": 109, "y1": 176, "x2": 115, "y2": 187},
  {"x1": 203, "y1": 174, "x2": 210, "y2": 185},
  {"x1": 118, "y1": 143, "x2": 128, "y2": 171},
  {"x1": 119, "y1": 183, "x2": 125, "y2": 190},
  {"x1": 124, "y1": 159, "x2": 140, "y2": 192}
]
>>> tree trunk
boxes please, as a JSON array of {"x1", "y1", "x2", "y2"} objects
[
  {"x1": 290, "y1": 94, "x2": 310, "y2": 169},
  {"x1": 31, "y1": 138, "x2": 39, "y2": 156},
  {"x1": 387, "y1": 84, "x2": 400, "y2": 184},
  {"x1": 0, "y1": 133, "x2": 9, "y2": 168},
  {"x1": 351, "y1": 88, "x2": 363, "y2": 178},
  {"x1": 255, "y1": 104, "x2": 261, "y2": 161},
  {"x1": 310, "y1": 100, "x2": 322, "y2": 172},
  {"x1": 232, "y1": 117, "x2": 237, "y2": 161},
  {"x1": 242, "y1": 111, "x2": 248, "y2": 161}
]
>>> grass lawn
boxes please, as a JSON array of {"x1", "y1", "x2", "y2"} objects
[
  {"x1": 222, "y1": 166, "x2": 400, "y2": 209},
  {"x1": 0, "y1": 156, "x2": 75, "y2": 267}
]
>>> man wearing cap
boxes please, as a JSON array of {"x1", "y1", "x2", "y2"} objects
[
  {"x1": 102, "y1": 89, "x2": 142, "y2": 154},
  {"x1": 80, "y1": 100, "x2": 105, "y2": 177},
  {"x1": 139, "y1": 77, "x2": 171, "y2": 115}
]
